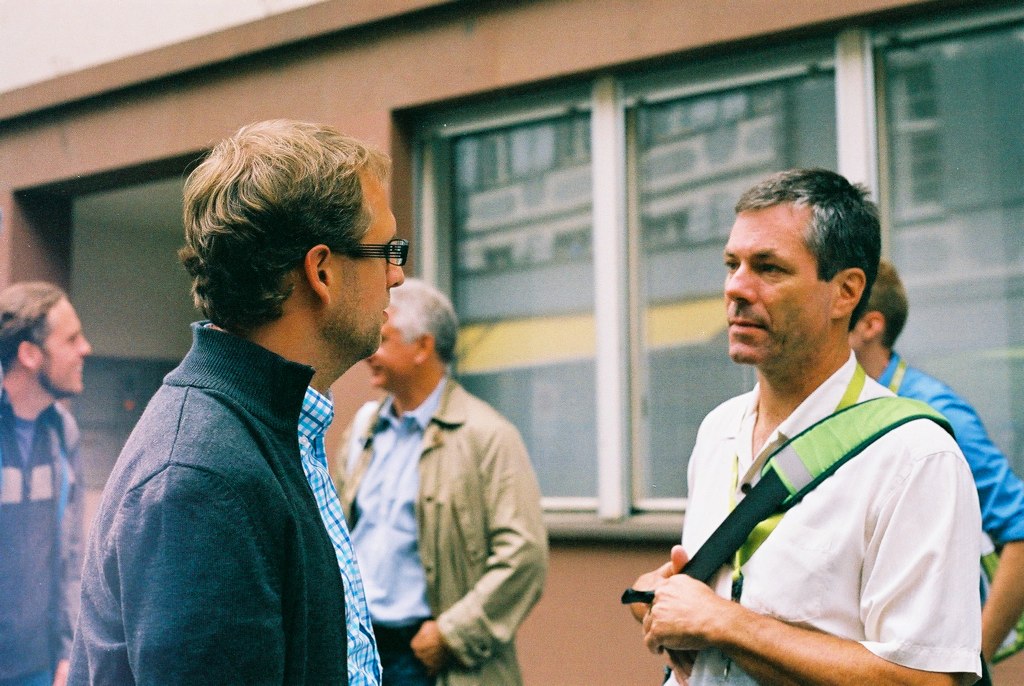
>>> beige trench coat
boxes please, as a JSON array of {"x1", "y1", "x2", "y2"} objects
[{"x1": 334, "y1": 380, "x2": 549, "y2": 686}]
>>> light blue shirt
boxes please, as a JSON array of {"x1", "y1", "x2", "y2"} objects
[
  {"x1": 297, "y1": 386, "x2": 381, "y2": 686},
  {"x1": 351, "y1": 378, "x2": 446, "y2": 627},
  {"x1": 881, "y1": 352, "x2": 1024, "y2": 544}
]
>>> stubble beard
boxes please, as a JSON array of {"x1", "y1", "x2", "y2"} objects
[
  {"x1": 320, "y1": 307, "x2": 383, "y2": 374},
  {"x1": 729, "y1": 329, "x2": 796, "y2": 385},
  {"x1": 38, "y1": 364, "x2": 79, "y2": 401}
]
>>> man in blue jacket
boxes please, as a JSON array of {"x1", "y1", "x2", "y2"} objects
[
  {"x1": 0, "y1": 281, "x2": 92, "y2": 686},
  {"x1": 851, "y1": 259, "x2": 1024, "y2": 665},
  {"x1": 70, "y1": 119, "x2": 405, "y2": 685}
]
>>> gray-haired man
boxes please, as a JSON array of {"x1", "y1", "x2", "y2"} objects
[{"x1": 334, "y1": 278, "x2": 548, "y2": 686}]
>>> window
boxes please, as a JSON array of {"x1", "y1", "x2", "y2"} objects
[
  {"x1": 629, "y1": 72, "x2": 837, "y2": 506},
  {"x1": 879, "y1": 16, "x2": 1024, "y2": 473},
  {"x1": 416, "y1": 46, "x2": 837, "y2": 516},
  {"x1": 449, "y1": 112, "x2": 598, "y2": 503}
]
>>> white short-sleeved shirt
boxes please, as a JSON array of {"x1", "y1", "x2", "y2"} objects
[{"x1": 680, "y1": 354, "x2": 982, "y2": 685}]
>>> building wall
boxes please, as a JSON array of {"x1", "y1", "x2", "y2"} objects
[
  {"x1": 3, "y1": 1, "x2": 1020, "y2": 683},
  {"x1": 0, "y1": 0, "x2": 328, "y2": 93}
]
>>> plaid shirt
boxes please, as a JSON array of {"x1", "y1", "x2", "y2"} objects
[{"x1": 298, "y1": 386, "x2": 381, "y2": 686}]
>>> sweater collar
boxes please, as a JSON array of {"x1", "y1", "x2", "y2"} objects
[{"x1": 165, "y1": 322, "x2": 315, "y2": 433}]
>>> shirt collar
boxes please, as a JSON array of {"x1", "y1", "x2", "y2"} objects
[
  {"x1": 878, "y1": 351, "x2": 903, "y2": 388},
  {"x1": 739, "y1": 352, "x2": 864, "y2": 468},
  {"x1": 298, "y1": 385, "x2": 334, "y2": 442},
  {"x1": 380, "y1": 377, "x2": 448, "y2": 433},
  {"x1": 775, "y1": 352, "x2": 862, "y2": 439}
]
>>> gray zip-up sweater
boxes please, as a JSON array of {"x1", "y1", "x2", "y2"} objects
[{"x1": 69, "y1": 323, "x2": 348, "y2": 685}]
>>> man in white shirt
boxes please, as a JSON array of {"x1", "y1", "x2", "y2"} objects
[{"x1": 630, "y1": 168, "x2": 982, "y2": 685}]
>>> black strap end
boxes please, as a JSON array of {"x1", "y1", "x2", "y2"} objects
[{"x1": 620, "y1": 588, "x2": 655, "y2": 605}]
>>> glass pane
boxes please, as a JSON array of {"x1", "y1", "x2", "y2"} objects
[
  {"x1": 450, "y1": 113, "x2": 596, "y2": 499},
  {"x1": 633, "y1": 73, "x2": 838, "y2": 502},
  {"x1": 882, "y1": 23, "x2": 1024, "y2": 472}
]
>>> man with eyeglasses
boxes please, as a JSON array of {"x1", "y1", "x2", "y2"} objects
[
  {"x1": 333, "y1": 278, "x2": 547, "y2": 686},
  {"x1": 70, "y1": 119, "x2": 405, "y2": 685}
]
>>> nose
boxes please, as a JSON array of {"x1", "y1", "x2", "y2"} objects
[
  {"x1": 724, "y1": 263, "x2": 754, "y2": 305},
  {"x1": 388, "y1": 263, "x2": 405, "y2": 289},
  {"x1": 80, "y1": 337, "x2": 93, "y2": 357}
]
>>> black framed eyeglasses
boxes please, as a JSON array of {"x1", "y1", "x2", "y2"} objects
[{"x1": 346, "y1": 238, "x2": 409, "y2": 266}]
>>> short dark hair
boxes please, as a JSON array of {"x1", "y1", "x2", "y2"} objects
[
  {"x1": 735, "y1": 168, "x2": 881, "y2": 328},
  {"x1": 0, "y1": 281, "x2": 68, "y2": 367},
  {"x1": 864, "y1": 259, "x2": 908, "y2": 349},
  {"x1": 179, "y1": 119, "x2": 391, "y2": 334}
]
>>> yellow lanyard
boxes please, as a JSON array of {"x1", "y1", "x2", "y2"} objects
[
  {"x1": 887, "y1": 358, "x2": 907, "y2": 394},
  {"x1": 728, "y1": 364, "x2": 867, "y2": 591}
]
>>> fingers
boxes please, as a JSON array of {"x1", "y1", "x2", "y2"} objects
[
  {"x1": 635, "y1": 546, "x2": 691, "y2": 589},
  {"x1": 629, "y1": 599, "x2": 651, "y2": 622},
  {"x1": 667, "y1": 648, "x2": 697, "y2": 674},
  {"x1": 633, "y1": 560, "x2": 673, "y2": 588},
  {"x1": 642, "y1": 597, "x2": 669, "y2": 655},
  {"x1": 642, "y1": 575, "x2": 718, "y2": 655},
  {"x1": 632, "y1": 547, "x2": 692, "y2": 625},
  {"x1": 643, "y1": 618, "x2": 661, "y2": 655},
  {"x1": 410, "y1": 620, "x2": 451, "y2": 675},
  {"x1": 670, "y1": 545, "x2": 689, "y2": 574},
  {"x1": 629, "y1": 559, "x2": 673, "y2": 621}
]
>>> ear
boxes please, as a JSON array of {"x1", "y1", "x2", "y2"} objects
[
  {"x1": 301, "y1": 244, "x2": 334, "y2": 306},
  {"x1": 855, "y1": 310, "x2": 887, "y2": 343},
  {"x1": 830, "y1": 267, "x2": 867, "y2": 323},
  {"x1": 16, "y1": 339, "x2": 44, "y2": 371},
  {"x1": 413, "y1": 333, "x2": 436, "y2": 366}
]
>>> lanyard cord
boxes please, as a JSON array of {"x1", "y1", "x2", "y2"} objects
[
  {"x1": 728, "y1": 364, "x2": 868, "y2": 597},
  {"x1": 887, "y1": 358, "x2": 907, "y2": 394}
]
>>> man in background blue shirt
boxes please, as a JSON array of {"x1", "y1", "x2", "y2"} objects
[{"x1": 851, "y1": 259, "x2": 1024, "y2": 664}]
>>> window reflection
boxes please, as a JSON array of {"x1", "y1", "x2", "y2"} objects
[
  {"x1": 882, "y1": 23, "x2": 1024, "y2": 471},
  {"x1": 451, "y1": 113, "x2": 597, "y2": 500},
  {"x1": 633, "y1": 74, "x2": 838, "y2": 502}
]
